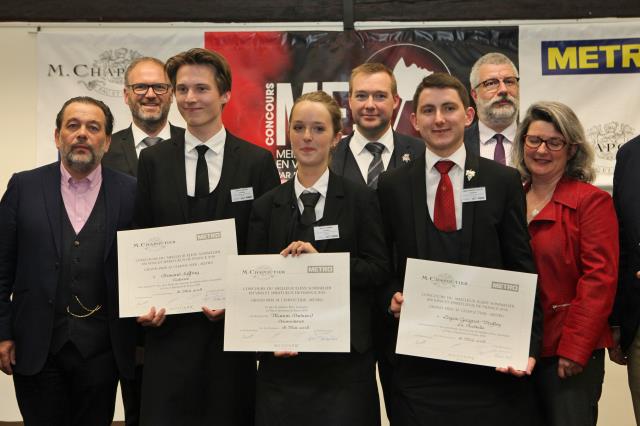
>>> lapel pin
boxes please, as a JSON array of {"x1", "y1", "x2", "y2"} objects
[
  {"x1": 401, "y1": 153, "x2": 411, "y2": 163},
  {"x1": 465, "y1": 169, "x2": 476, "y2": 181}
]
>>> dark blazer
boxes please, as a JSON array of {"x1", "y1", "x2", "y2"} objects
[
  {"x1": 377, "y1": 152, "x2": 542, "y2": 358},
  {"x1": 612, "y1": 135, "x2": 640, "y2": 351},
  {"x1": 134, "y1": 130, "x2": 280, "y2": 254},
  {"x1": 102, "y1": 124, "x2": 184, "y2": 177},
  {"x1": 463, "y1": 121, "x2": 481, "y2": 157},
  {"x1": 246, "y1": 171, "x2": 390, "y2": 353},
  {"x1": 0, "y1": 163, "x2": 137, "y2": 378},
  {"x1": 330, "y1": 130, "x2": 425, "y2": 185}
]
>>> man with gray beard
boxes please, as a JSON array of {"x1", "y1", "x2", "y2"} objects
[{"x1": 464, "y1": 52, "x2": 520, "y2": 166}]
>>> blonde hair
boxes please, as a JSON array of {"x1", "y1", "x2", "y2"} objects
[{"x1": 512, "y1": 101, "x2": 595, "y2": 183}]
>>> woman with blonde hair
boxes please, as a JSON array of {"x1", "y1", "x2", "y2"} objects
[{"x1": 512, "y1": 101, "x2": 618, "y2": 426}]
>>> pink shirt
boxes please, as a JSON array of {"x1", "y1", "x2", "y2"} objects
[{"x1": 60, "y1": 163, "x2": 103, "y2": 234}]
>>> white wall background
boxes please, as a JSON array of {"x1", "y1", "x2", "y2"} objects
[{"x1": 0, "y1": 22, "x2": 636, "y2": 425}]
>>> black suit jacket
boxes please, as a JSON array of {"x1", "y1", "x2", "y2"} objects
[
  {"x1": 246, "y1": 171, "x2": 390, "y2": 353},
  {"x1": 330, "y1": 130, "x2": 425, "y2": 185},
  {"x1": 134, "y1": 130, "x2": 280, "y2": 255},
  {"x1": 463, "y1": 121, "x2": 481, "y2": 157},
  {"x1": 0, "y1": 163, "x2": 137, "y2": 377},
  {"x1": 377, "y1": 152, "x2": 542, "y2": 358},
  {"x1": 102, "y1": 124, "x2": 185, "y2": 177},
  {"x1": 612, "y1": 135, "x2": 640, "y2": 350}
]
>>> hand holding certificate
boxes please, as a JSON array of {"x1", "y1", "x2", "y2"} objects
[
  {"x1": 117, "y1": 219, "x2": 237, "y2": 317},
  {"x1": 396, "y1": 258, "x2": 537, "y2": 371},
  {"x1": 224, "y1": 253, "x2": 350, "y2": 353}
]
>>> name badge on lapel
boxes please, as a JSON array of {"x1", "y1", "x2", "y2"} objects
[
  {"x1": 230, "y1": 187, "x2": 254, "y2": 202},
  {"x1": 314, "y1": 225, "x2": 340, "y2": 241},
  {"x1": 461, "y1": 187, "x2": 487, "y2": 203}
]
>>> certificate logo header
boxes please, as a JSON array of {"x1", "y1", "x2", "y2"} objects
[
  {"x1": 242, "y1": 265, "x2": 285, "y2": 280},
  {"x1": 426, "y1": 273, "x2": 468, "y2": 289},
  {"x1": 541, "y1": 38, "x2": 640, "y2": 75},
  {"x1": 491, "y1": 281, "x2": 519, "y2": 292},
  {"x1": 197, "y1": 232, "x2": 222, "y2": 240},
  {"x1": 133, "y1": 237, "x2": 176, "y2": 251},
  {"x1": 307, "y1": 265, "x2": 334, "y2": 274}
]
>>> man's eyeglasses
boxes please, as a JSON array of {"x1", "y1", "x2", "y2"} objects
[
  {"x1": 127, "y1": 83, "x2": 171, "y2": 95},
  {"x1": 524, "y1": 135, "x2": 568, "y2": 151},
  {"x1": 474, "y1": 77, "x2": 519, "y2": 91}
]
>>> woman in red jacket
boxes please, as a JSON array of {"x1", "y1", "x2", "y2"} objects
[{"x1": 511, "y1": 101, "x2": 618, "y2": 426}]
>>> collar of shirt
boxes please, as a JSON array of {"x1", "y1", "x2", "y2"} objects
[
  {"x1": 60, "y1": 162, "x2": 102, "y2": 193},
  {"x1": 351, "y1": 126, "x2": 394, "y2": 155},
  {"x1": 424, "y1": 143, "x2": 466, "y2": 173},
  {"x1": 294, "y1": 168, "x2": 330, "y2": 222},
  {"x1": 132, "y1": 122, "x2": 173, "y2": 151},
  {"x1": 185, "y1": 127, "x2": 226, "y2": 156},
  {"x1": 478, "y1": 120, "x2": 517, "y2": 145}
]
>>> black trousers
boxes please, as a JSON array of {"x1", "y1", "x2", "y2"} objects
[
  {"x1": 13, "y1": 342, "x2": 118, "y2": 426},
  {"x1": 532, "y1": 350, "x2": 605, "y2": 426}
]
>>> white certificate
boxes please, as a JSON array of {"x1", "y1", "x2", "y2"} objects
[
  {"x1": 396, "y1": 258, "x2": 537, "y2": 370},
  {"x1": 224, "y1": 253, "x2": 350, "y2": 353},
  {"x1": 117, "y1": 219, "x2": 237, "y2": 317}
]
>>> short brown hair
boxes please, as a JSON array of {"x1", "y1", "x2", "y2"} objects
[
  {"x1": 412, "y1": 73, "x2": 470, "y2": 112},
  {"x1": 165, "y1": 48, "x2": 232, "y2": 94},
  {"x1": 349, "y1": 62, "x2": 397, "y2": 96},
  {"x1": 289, "y1": 91, "x2": 343, "y2": 136}
]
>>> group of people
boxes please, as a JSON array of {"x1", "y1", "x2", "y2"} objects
[{"x1": 0, "y1": 46, "x2": 638, "y2": 426}]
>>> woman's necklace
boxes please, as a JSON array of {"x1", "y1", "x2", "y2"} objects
[{"x1": 528, "y1": 188, "x2": 555, "y2": 221}]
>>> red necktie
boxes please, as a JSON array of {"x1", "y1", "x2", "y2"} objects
[{"x1": 434, "y1": 160, "x2": 456, "y2": 232}]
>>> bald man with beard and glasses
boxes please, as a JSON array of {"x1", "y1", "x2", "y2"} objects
[
  {"x1": 102, "y1": 57, "x2": 184, "y2": 177},
  {"x1": 464, "y1": 52, "x2": 520, "y2": 167}
]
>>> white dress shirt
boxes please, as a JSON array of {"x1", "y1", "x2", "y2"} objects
[
  {"x1": 132, "y1": 122, "x2": 172, "y2": 158},
  {"x1": 294, "y1": 168, "x2": 329, "y2": 222},
  {"x1": 478, "y1": 120, "x2": 517, "y2": 166},
  {"x1": 425, "y1": 144, "x2": 466, "y2": 230},
  {"x1": 348, "y1": 126, "x2": 394, "y2": 181},
  {"x1": 184, "y1": 127, "x2": 227, "y2": 196}
]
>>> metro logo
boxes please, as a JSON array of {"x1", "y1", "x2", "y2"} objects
[{"x1": 542, "y1": 38, "x2": 640, "y2": 75}]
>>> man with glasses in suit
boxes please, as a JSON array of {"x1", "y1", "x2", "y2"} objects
[
  {"x1": 102, "y1": 57, "x2": 183, "y2": 177},
  {"x1": 464, "y1": 52, "x2": 520, "y2": 166}
]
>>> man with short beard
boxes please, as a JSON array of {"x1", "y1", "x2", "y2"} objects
[
  {"x1": 0, "y1": 97, "x2": 137, "y2": 425},
  {"x1": 464, "y1": 52, "x2": 520, "y2": 166},
  {"x1": 102, "y1": 57, "x2": 184, "y2": 177}
]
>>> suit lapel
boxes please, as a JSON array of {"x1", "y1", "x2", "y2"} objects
[
  {"x1": 390, "y1": 132, "x2": 413, "y2": 170},
  {"x1": 43, "y1": 163, "x2": 63, "y2": 259},
  {"x1": 316, "y1": 172, "x2": 344, "y2": 253},
  {"x1": 460, "y1": 153, "x2": 480, "y2": 264},
  {"x1": 410, "y1": 157, "x2": 428, "y2": 259},
  {"x1": 270, "y1": 181, "x2": 297, "y2": 250},
  {"x1": 121, "y1": 126, "x2": 138, "y2": 177},
  {"x1": 170, "y1": 135, "x2": 189, "y2": 222},
  {"x1": 214, "y1": 134, "x2": 241, "y2": 219},
  {"x1": 101, "y1": 167, "x2": 120, "y2": 261}
]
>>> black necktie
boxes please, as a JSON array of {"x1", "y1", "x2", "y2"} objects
[
  {"x1": 195, "y1": 145, "x2": 209, "y2": 197},
  {"x1": 299, "y1": 192, "x2": 321, "y2": 226},
  {"x1": 365, "y1": 142, "x2": 385, "y2": 189},
  {"x1": 142, "y1": 136, "x2": 162, "y2": 148}
]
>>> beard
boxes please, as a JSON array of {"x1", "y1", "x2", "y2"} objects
[
  {"x1": 62, "y1": 142, "x2": 103, "y2": 175},
  {"x1": 477, "y1": 93, "x2": 519, "y2": 128},
  {"x1": 131, "y1": 101, "x2": 170, "y2": 128}
]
